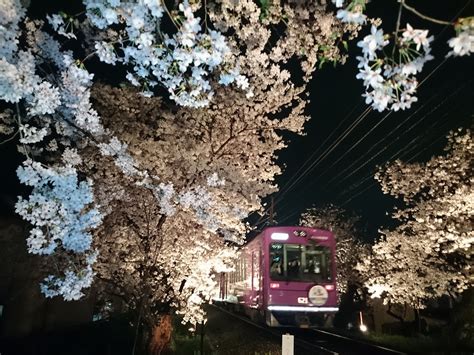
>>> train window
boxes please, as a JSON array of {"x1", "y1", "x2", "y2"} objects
[{"x1": 270, "y1": 243, "x2": 332, "y2": 283}]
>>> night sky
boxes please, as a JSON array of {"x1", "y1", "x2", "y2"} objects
[
  {"x1": 0, "y1": 0, "x2": 473, "y2": 241},
  {"x1": 264, "y1": 0, "x2": 474, "y2": 238}
]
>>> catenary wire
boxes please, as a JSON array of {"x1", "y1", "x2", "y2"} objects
[
  {"x1": 324, "y1": 82, "x2": 469, "y2": 189},
  {"x1": 251, "y1": 0, "x2": 472, "y2": 228},
  {"x1": 271, "y1": 81, "x2": 464, "y2": 220},
  {"x1": 274, "y1": 91, "x2": 470, "y2": 222},
  {"x1": 337, "y1": 105, "x2": 472, "y2": 206}
]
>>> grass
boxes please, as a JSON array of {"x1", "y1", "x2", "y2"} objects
[{"x1": 170, "y1": 334, "x2": 213, "y2": 354}]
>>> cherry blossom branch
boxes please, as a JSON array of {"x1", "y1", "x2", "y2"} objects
[
  {"x1": 161, "y1": 0, "x2": 180, "y2": 30},
  {"x1": 151, "y1": 215, "x2": 167, "y2": 261},
  {"x1": 392, "y1": 0, "x2": 404, "y2": 55},
  {"x1": 212, "y1": 123, "x2": 249, "y2": 158},
  {"x1": 401, "y1": 1, "x2": 453, "y2": 26},
  {"x1": 15, "y1": 103, "x2": 31, "y2": 159},
  {"x1": 0, "y1": 129, "x2": 19, "y2": 145},
  {"x1": 204, "y1": 0, "x2": 209, "y2": 32}
]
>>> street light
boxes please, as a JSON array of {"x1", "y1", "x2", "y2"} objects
[{"x1": 359, "y1": 311, "x2": 368, "y2": 332}]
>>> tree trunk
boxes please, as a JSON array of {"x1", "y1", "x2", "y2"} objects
[
  {"x1": 149, "y1": 315, "x2": 172, "y2": 355},
  {"x1": 413, "y1": 308, "x2": 421, "y2": 334},
  {"x1": 386, "y1": 304, "x2": 405, "y2": 324}
]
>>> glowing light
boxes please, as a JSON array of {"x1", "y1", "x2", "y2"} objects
[
  {"x1": 271, "y1": 232, "x2": 289, "y2": 241},
  {"x1": 270, "y1": 282, "x2": 280, "y2": 288},
  {"x1": 268, "y1": 305, "x2": 339, "y2": 312},
  {"x1": 310, "y1": 235, "x2": 328, "y2": 241},
  {"x1": 367, "y1": 283, "x2": 390, "y2": 298},
  {"x1": 324, "y1": 284, "x2": 335, "y2": 291},
  {"x1": 359, "y1": 311, "x2": 367, "y2": 332}
]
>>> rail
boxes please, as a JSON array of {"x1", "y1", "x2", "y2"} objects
[{"x1": 211, "y1": 303, "x2": 406, "y2": 354}]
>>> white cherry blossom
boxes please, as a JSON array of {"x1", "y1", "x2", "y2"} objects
[
  {"x1": 336, "y1": 9, "x2": 367, "y2": 25},
  {"x1": 360, "y1": 129, "x2": 473, "y2": 308},
  {"x1": 356, "y1": 25, "x2": 433, "y2": 112},
  {"x1": 447, "y1": 31, "x2": 474, "y2": 57}
]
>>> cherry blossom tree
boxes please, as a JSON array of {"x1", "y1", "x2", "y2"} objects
[
  {"x1": 0, "y1": 0, "x2": 472, "y2": 351},
  {"x1": 0, "y1": 0, "x2": 354, "y2": 350},
  {"x1": 358, "y1": 129, "x2": 473, "y2": 310}
]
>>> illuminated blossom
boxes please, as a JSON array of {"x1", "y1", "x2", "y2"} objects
[
  {"x1": 447, "y1": 31, "x2": 474, "y2": 57},
  {"x1": 94, "y1": 41, "x2": 118, "y2": 65},
  {"x1": 0, "y1": 0, "x2": 355, "y2": 331},
  {"x1": 337, "y1": 9, "x2": 367, "y2": 25},
  {"x1": 359, "y1": 129, "x2": 473, "y2": 307},
  {"x1": 79, "y1": 0, "x2": 251, "y2": 108},
  {"x1": 46, "y1": 13, "x2": 76, "y2": 39},
  {"x1": 27, "y1": 81, "x2": 61, "y2": 116},
  {"x1": 356, "y1": 25, "x2": 433, "y2": 112}
]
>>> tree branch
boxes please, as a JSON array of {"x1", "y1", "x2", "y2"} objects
[
  {"x1": 393, "y1": 0, "x2": 404, "y2": 55},
  {"x1": 401, "y1": 1, "x2": 453, "y2": 26},
  {"x1": 0, "y1": 129, "x2": 19, "y2": 145}
]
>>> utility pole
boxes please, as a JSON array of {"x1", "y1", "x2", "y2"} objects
[{"x1": 269, "y1": 197, "x2": 274, "y2": 225}]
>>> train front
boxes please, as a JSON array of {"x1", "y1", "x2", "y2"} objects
[{"x1": 263, "y1": 226, "x2": 338, "y2": 327}]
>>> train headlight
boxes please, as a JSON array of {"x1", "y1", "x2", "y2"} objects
[{"x1": 271, "y1": 232, "x2": 289, "y2": 240}]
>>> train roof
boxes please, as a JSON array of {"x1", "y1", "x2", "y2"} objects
[
  {"x1": 244, "y1": 225, "x2": 334, "y2": 246},
  {"x1": 261, "y1": 225, "x2": 333, "y2": 234}
]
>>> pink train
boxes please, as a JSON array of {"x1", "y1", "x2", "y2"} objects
[{"x1": 217, "y1": 226, "x2": 339, "y2": 327}]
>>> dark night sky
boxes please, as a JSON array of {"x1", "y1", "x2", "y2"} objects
[
  {"x1": 265, "y1": 0, "x2": 474, "y2": 238},
  {"x1": 0, "y1": 0, "x2": 473, "y2": 240}
]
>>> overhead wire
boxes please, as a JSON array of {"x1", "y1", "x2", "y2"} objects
[
  {"x1": 267, "y1": 59, "x2": 448, "y2": 223},
  {"x1": 279, "y1": 104, "x2": 451, "y2": 215},
  {"x1": 278, "y1": 106, "x2": 370, "y2": 197},
  {"x1": 281, "y1": 55, "x2": 458, "y2": 205},
  {"x1": 338, "y1": 102, "x2": 472, "y2": 206},
  {"x1": 289, "y1": 0, "x2": 471, "y2": 201},
  {"x1": 273, "y1": 106, "x2": 373, "y2": 204},
  {"x1": 258, "y1": 85, "x2": 465, "y2": 226},
  {"x1": 252, "y1": 0, "x2": 472, "y2": 228},
  {"x1": 336, "y1": 83, "x2": 472, "y2": 203},
  {"x1": 339, "y1": 105, "x2": 466, "y2": 201},
  {"x1": 320, "y1": 93, "x2": 440, "y2": 186},
  {"x1": 316, "y1": 110, "x2": 392, "y2": 176},
  {"x1": 324, "y1": 82, "x2": 469, "y2": 189},
  {"x1": 273, "y1": 77, "x2": 470, "y2": 222},
  {"x1": 338, "y1": 130, "x2": 441, "y2": 206},
  {"x1": 252, "y1": 102, "x2": 367, "y2": 227},
  {"x1": 271, "y1": 50, "x2": 466, "y2": 219},
  {"x1": 276, "y1": 100, "x2": 363, "y2": 194},
  {"x1": 271, "y1": 77, "x2": 465, "y2": 221}
]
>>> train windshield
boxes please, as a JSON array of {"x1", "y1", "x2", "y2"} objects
[{"x1": 269, "y1": 243, "x2": 332, "y2": 282}]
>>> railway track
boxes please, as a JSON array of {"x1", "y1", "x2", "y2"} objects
[
  {"x1": 210, "y1": 304, "x2": 405, "y2": 354},
  {"x1": 294, "y1": 327, "x2": 405, "y2": 355}
]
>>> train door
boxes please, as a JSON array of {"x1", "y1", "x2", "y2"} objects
[
  {"x1": 249, "y1": 248, "x2": 260, "y2": 306},
  {"x1": 258, "y1": 248, "x2": 265, "y2": 311}
]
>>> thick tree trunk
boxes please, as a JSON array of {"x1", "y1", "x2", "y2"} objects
[
  {"x1": 413, "y1": 308, "x2": 421, "y2": 333},
  {"x1": 149, "y1": 315, "x2": 172, "y2": 355},
  {"x1": 386, "y1": 304, "x2": 405, "y2": 324}
]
